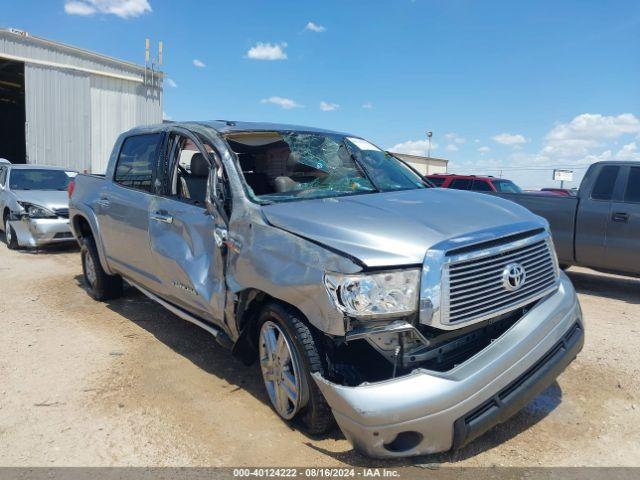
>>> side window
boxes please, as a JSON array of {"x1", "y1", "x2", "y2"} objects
[
  {"x1": 450, "y1": 179, "x2": 472, "y2": 190},
  {"x1": 170, "y1": 135, "x2": 212, "y2": 206},
  {"x1": 472, "y1": 180, "x2": 493, "y2": 191},
  {"x1": 591, "y1": 166, "x2": 620, "y2": 201},
  {"x1": 624, "y1": 167, "x2": 640, "y2": 203},
  {"x1": 0, "y1": 167, "x2": 6, "y2": 186},
  {"x1": 114, "y1": 133, "x2": 162, "y2": 193},
  {"x1": 429, "y1": 177, "x2": 446, "y2": 187}
]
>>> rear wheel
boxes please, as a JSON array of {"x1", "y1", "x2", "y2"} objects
[
  {"x1": 80, "y1": 236, "x2": 123, "y2": 301},
  {"x1": 257, "y1": 303, "x2": 334, "y2": 435},
  {"x1": 4, "y1": 215, "x2": 19, "y2": 250}
]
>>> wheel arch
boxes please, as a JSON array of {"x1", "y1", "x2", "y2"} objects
[
  {"x1": 71, "y1": 212, "x2": 114, "y2": 275},
  {"x1": 231, "y1": 288, "x2": 325, "y2": 365}
]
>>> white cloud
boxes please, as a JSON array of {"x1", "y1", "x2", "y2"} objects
[
  {"x1": 320, "y1": 101, "x2": 339, "y2": 112},
  {"x1": 444, "y1": 132, "x2": 466, "y2": 144},
  {"x1": 305, "y1": 21, "x2": 326, "y2": 33},
  {"x1": 492, "y1": 133, "x2": 527, "y2": 145},
  {"x1": 543, "y1": 113, "x2": 640, "y2": 158},
  {"x1": 64, "y1": 0, "x2": 151, "y2": 18},
  {"x1": 616, "y1": 142, "x2": 640, "y2": 161},
  {"x1": 260, "y1": 96, "x2": 304, "y2": 109},
  {"x1": 362, "y1": 102, "x2": 373, "y2": 109},
  {"x1": 247, "y1": 42, "x2": 288, "y2": 61},
  {"x1": 389, "y1": 139, "x2": 438, "y2": 156},
  {"x1": 445, "y1": 144, "x2": 459, "y2": 152},
  {"x1": 192, "y1": 59, "x2": 206, "y2": 68},
  {"x1": 165, "y1": 78, "x2": 177, "y2": 88},
  {"x1": 478, "y1": 146, "x2": 491, "y2": 153}
]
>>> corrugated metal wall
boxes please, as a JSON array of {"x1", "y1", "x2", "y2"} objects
[
  {"x1": 90, "y1": 77, "x2": 162, "y2": 173},
  {"x1": 24, "y1": 65, "x2": 91, "y2": 171},
  {"x1": 1, "y1": 30, "x2": 162, "y2": 173}
]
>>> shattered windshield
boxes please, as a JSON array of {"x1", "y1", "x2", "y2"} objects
[{"x1": 225, "y1": 131, "x2": 427, "y2": 203}]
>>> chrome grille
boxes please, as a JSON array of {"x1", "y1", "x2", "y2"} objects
[
  {"x1": 54, "y1": 208, "x2": 69, "y2": 218},
  {"x1": 442, "y1": 234, "x2": 558, "y2": 325}
]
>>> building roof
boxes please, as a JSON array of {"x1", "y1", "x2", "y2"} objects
[
  {"x1": 0, "y1": 28, "x2": 162, "y2": 79},
  {"x1": 389, "y1": 151, "x2": 449, "y2": 165}
]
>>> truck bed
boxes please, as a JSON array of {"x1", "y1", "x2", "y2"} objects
[{"x1": 491, "y1": 193, "x2": 578, "y2": 264}]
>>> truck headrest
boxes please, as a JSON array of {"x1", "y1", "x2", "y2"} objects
[{"x1": 190, "y1": 153, "x2": 209, "y2": 177}]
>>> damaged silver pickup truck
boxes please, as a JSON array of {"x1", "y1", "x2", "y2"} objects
[{"x1": 69, "y1": 121, "x2": 584, "y2": 458}]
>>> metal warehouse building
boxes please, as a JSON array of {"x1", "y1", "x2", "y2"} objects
[
  {"x1": 0, "y1": 28, "x2": 163, "y2": 173},
  {"x1": 390, "y1": 152, "x2": 449, "y2": 175}
]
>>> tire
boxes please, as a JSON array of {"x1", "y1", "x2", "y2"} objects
[
  {"x1": 4, "y1": 215, "x2": 19, "y2": 250},
  {"x1": 80, "y1": 235, "x2": 123, "y2": 301},
  {"x1": 257, "y1": 302, "x2": 334, "y2": 435}
]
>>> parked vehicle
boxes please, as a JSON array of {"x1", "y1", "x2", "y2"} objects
[
  {"x1": 427, "y1": 173, "x2": 523, "y2": 193},
  {"x1": 539, "y1": 188, "x2": 577, "y2": 197},
  {"x1": 0, "y1": 164, "x2": 77, "y2": 249},
  {"x1": 69, "y1": 121, "x2": 584, "y2": 458},
  {"x1": 492, "y1": 161, "x2": 640, "y2": 276}
]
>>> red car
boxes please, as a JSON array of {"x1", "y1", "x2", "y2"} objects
[{"x1": 426, "y1": 174, "x2": 523, "y2": 193}]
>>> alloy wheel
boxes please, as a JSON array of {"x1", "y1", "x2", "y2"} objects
[{"x1": 259, "y1": 320, "x2": 302, "y2": 420}]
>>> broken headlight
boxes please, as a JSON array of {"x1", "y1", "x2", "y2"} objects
[
  {"x1": 324, "y1": 270, "x2": 420, "y2": 318},
  {"x1": 18, "y1": 202, "x2": 57, "y2": 219}
]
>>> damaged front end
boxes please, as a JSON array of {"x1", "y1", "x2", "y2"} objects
[{"x1": 311, "y1": 227, "x2": 584, "y2": 458}]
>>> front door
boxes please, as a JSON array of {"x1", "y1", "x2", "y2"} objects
[
  {"x1": 148, "y1": 130, "x2": 227, "y2": 325},
  {"x1": 99, "y1": 132, "x2": 164, "y2": 289},
  {"x1": 604, "y1": 165, "x2": 640, "y2": 274}
]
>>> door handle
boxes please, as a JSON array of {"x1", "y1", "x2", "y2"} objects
[
  {"x1": 612, "y1": 212, "x2": 630, "y2": 223},
  {"x1": 151, "y1": 212, "x2": 174, "y2": 224}
]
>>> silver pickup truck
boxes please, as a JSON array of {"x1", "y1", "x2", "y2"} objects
[
  {"x1": 69, "y1": 121, "x2": 584, "y2": 458},
  {"x1": 493, "y1": 161, "x2": 640, "y2": 277}
]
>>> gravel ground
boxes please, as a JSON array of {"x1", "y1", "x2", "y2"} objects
[{"x1": 0, "y1": 241, "x2": 639, "y2": 467}]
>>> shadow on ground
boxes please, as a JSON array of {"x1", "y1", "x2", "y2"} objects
[
  {"x1": 566, "y1": 268, "x2": 640, "y2": 305},
  {"x1": 70, "y1": 274, "x2": 571, "y2": 466}
]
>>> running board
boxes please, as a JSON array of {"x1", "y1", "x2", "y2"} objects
[{"x1": 129, "y1": 281, "x2": 222, "y2": 339}]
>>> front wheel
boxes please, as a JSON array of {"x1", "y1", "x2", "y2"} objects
[
  {"x1": 257, "y1": 303, "x2": 334, "y2": 435},
  {"x1": 4, "y1": 216, "x2": 19, "y2": 250}
]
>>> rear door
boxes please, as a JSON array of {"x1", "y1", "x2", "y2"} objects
[
  {"x1": 575, "y1": 164, "x2": 623, "y2": 268},
  {"x1": 603, "y1": 165, "x2": 640, "y2": 274},
  {"x1": 99, "y1": 132, "x2": 164, "y2": 288},
  {"x1": 147, "y1": 129, "x2": 227, "y2": 324}
]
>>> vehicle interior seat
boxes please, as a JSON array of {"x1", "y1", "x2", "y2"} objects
[
  {"x1": 274, "y1": 153, "x2": 306, "y2": 193},
  {"x1": 237, "y1": 154, "x2": 272, "y2": 195},
  {"x1": 181, "y1": 153, "x2": 209, "y2": 204}
]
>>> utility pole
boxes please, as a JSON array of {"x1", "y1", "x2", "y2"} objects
[{"x1": 426, "y1": 131, "x2": 433, "y2": 158}]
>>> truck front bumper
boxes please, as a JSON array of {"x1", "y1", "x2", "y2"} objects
[
  {"x1": 313, "y1": 273, "x2": 584, "y2": 458},
  {"x1": 9, "y1": 217, "x2": 75, "y2": 248}
]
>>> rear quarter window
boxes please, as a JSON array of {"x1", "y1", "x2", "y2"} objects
[
  {"x1": 429, "y1": 177, "x2": 446, "y2": 187},
  {"x1": 114, "y1": 134, "x2": 162, "y2": 193}
]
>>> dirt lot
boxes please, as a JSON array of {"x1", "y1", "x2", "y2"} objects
[{"x1": 0, "y1": 241, "x2": 639, "y2": 467}]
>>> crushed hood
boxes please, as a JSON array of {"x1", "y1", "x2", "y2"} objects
[
  {"x1": 13, "y1": 190, "x2": 69, "y2": 212},
  {"x1": 262, "y1": 188, "x2": 542, "y2": 267}
]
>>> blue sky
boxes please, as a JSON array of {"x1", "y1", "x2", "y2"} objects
[{"x1": 3, "y1": 0, "x2": 640, "y2": 188}]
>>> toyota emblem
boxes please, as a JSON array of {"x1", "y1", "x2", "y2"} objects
[{"x1": 502, "y1": 263, "x2": 526, "y2": 291}]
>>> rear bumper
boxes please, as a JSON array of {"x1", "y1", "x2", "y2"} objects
[
  {"x1": 312, "y1": 273, "x2": 583, "y2": 458},
  {"x1": 9, "y1": 217, "x2": 75, "y2": 247}
]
